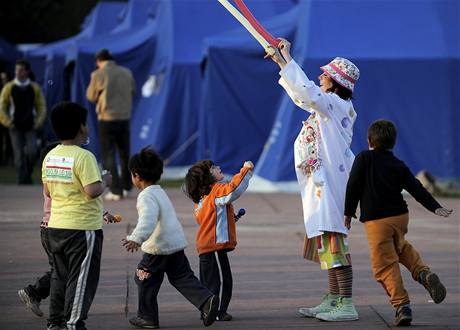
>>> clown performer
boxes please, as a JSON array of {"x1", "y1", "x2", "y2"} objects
[{"x1": 266, "y1": 39, "x2": 360, "y2": 322}]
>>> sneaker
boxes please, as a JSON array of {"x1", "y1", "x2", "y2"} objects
[
  {"x1": 104, "y1": 192, "x2": 122, "y2": 201},
  {"x1": 418, "y1": 270, "x2": 446, "y2": 304},
  {"x1": 47, "y1": 325, "x2": 66, "y2": 330},
  {"x1": 298, "y1": 293, "x2": 338, "y2": 317},
  {"x1": 216, "y1": 311, "x2": 232, "y2": 321},
  {"x1": 395, "y1": 305, "x2": 412, "y2": 326},
  {"x1": 315, "y1": 297, "x2": 359, "y2": 321},
  {"x1": 201, "y1": 295, "x2": 219, "y2": 327},
  {"x1": 123, "y1": 189, "x2": 132, "y2": 198},
  {"x1": 128, "y1": 316, "x2": 159, "y2": 329},
  {"x1": 18, "y1": 289, "x2": 43, "y2": 317}
]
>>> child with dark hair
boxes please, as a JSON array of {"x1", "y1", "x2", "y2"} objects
[
  {"x1": 344, "y1": 119, "x2": 452, "y2": 326},
  {"x1": 43, "y1": 101, "x2": 112, "y2": 330},
  {"x1": 122, "y1": 147, "x2": 219, "y2": 329},
  {"x1": 183, "y1": 160, "x2": 253, "y2": 321},
  {"x1": 19, "y1": 142, "x2": 119, "y2": 319}
]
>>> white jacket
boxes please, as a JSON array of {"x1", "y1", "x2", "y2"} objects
[
  {"x1": 127, "y1": 185, "x2": 188, "y2": 255},
  {"x1": 279, "y1": 60, "x2": 356, "y2": 238}
]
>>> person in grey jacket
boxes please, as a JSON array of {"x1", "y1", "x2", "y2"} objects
[
  {"x1": 86, "y1": 49, "x2": 136, "y2": 201},
  {"x1": 122, "y1": 147, "x2": 219, "y2": 329}
]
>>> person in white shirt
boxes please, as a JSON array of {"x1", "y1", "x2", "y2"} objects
[
  {"x1": 266, "y1": 39, "x2": 360, "y2": 321},
  {"x1": 122, "y1": 147, "x2": 219, "y2": 329}
]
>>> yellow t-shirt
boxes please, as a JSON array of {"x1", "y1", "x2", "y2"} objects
[{"x1": 42, "y1": 144, "x2": 103, "y2": 230}]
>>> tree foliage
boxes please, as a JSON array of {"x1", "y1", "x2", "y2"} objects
[{"x1": 0, "y1": 0, "x2": 102, "y2": 43}]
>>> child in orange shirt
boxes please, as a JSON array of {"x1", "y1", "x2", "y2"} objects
[{"x1": 184, "y1": 160, "x2": 253, "y2": 321}]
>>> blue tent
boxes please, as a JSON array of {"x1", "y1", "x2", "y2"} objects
[
  {"x1": 129, "y1": 0, "x2": 296, "y2": 171},
  {"x1": 23, "y1": 1, "x2": 127, "y2": 140},
  {"x1": 252, "y1": 0, "x2": 460, "y2": 190},
  {"x1": 23, "y1": 0, "x2": 459, "y2": 183},
  {"x1": 71, "y1": 0, "x2": 159, "y2": 159},
  {"x1": 198, "y1": 5, "x2": 297, "y2": 173}
]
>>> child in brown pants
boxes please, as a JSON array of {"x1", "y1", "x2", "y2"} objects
[{"x1": 343, "y1": 119, "x2": 452, "y2": 326}]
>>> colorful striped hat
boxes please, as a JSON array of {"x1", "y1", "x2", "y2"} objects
[{"x1": 320, "y1": 57, "x2": 359, "y2": 92}]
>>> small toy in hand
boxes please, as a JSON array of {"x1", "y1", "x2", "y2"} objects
[
  {"x1": 103, "y1": 211, "x2": 123, "y2": 223},
  {"x1": 235, "y1": 208, "x2": 246, "y2": 222}
]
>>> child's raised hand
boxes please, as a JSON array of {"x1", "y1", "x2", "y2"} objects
[
  {"x1": 243, "y1": 161, "x2": 254, "y2": 170},
  {"x1": 122, "y1": 238, "x2": 139, "y2": 252},
  {"x1": 435, "y1": 207, "x2": 453, "y2": 218}
]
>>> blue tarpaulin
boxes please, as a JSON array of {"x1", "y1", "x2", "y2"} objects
[
  {"x1": 22, "y1": 0, "x2": 459, "y2": 184},
  {"x1": 252, "y1": 0, "x2": 460, "y2": 187}
]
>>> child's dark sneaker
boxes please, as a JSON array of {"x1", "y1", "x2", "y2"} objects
[
  {"x1": 129, "y1": 316, "x2": 159, "y2": 329},
  {"x1": 18, "y1": 289, "x2": 43, "y2": 317},
  {"x1": 418, "y1": 271, "x2": 446, "y2": 304},
  {"x1": 395, "y1": 305, "x2": 412, "y2": 326},
  {"x1": 216, "y1": 311, "x2": 232, "y2": 321},
  {"x1": 46, "y1": 324, "x2": 67, "y2": 330},
  {"x1": 201, "y1": 295, "x2": 219, "y2": 327}
]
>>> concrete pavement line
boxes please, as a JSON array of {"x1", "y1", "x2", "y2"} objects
[{"x1": 369, "y1": 305, "x2": 391, "y2": 328}]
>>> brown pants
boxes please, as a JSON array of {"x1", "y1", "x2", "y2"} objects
[{"x1": 364, "y1": 213, "x2": 429, "y2": 307}]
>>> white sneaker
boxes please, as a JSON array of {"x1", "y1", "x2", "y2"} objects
[
  {"x1": 123, "y1": 189, "x2": 131, "y2": 198},
  {"x1": 298, "y1": 293, "x2": 338, "y2": 317},
  {"x1": 315, "y1": 297, "x2": 359, "y2": 321},
  {"x1": 104, "y1": 192, "x2": 122, "y2": 201}
]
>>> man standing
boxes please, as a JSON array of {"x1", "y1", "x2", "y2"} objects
[
  {"x1": 86, "y1": 49, "x2": 136, "y2": 200},
  {"x1": 0, "y1": 59, "x2": 46, "y2": 184}
]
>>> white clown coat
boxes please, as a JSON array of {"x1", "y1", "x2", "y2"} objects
[{"x1": 279, "y1": 60, "x2": 356, "y2": 238}]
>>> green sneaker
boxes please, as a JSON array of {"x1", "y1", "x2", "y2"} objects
[
  {"x1": 315, "y1": 297, "x2": 359, "y2": 321},
  {"x1": 298, "y1": 293, "x2": 339, "y2": 317}
]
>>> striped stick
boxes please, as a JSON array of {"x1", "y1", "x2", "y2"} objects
[
  {"x1": 233, "y1": 0, "x2": 280, "y2": 47},
  {"x1": 217, "y1": 0, "x2": 275, "y2": 55}
]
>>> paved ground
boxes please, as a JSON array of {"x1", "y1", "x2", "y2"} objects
[{"x1": 0, "y1": 185, "x2": 459, "y2": 330}]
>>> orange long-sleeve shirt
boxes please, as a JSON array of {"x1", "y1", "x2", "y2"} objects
[{"x1": 194, "y1": 166, "x2": 252, "y2": 255}]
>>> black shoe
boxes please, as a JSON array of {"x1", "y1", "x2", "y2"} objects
[
  {"x1": 201, "y1": 295, "x2": 219, "y2": 327},
  {"x1": 395, "y1": 305, "x2": 412, "y2": 326},
  {"x1": 18, "y1": 289, "x2": 43, "y2": 317},
  {"x1": 47, "y1": 326, "x2": 66, "y2": 330},
  {"x1": 129, "y1": 316, "x2": 159, "y2": 329},
  {"x1": 216, "y1": 311, "x2": 232, "y2": 321},
  {"x1": 418, "y1": 271, "x2": 446, "y2": 304}
]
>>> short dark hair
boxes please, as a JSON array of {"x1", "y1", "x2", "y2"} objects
[
  {"x1": 16, "y1": 59, "x2": 31, "y2": 72},
  {"x1": 128, "y1": 147, "x2": 163, "y2": 183},
  {"x1": 50, "y1": 102, "x2": 88, "y2": 140},
  {"x1": 95, "y1": 48, "x2": 114, "y2": 61},
  {"x1": 326, "y1": 79, "x2": 353, "y2": 100},
  {"x1": 368, "y1": 119, "x2": 397, "y2": 150},
  {"x1": 183, "y1": 160, "x2": 216, "y2": 203}
]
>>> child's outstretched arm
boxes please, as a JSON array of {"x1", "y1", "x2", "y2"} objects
[
  {"x1": 213, "y1": 161, "x2": 253, "y2": 206},
  {"x1": 402, "y1": 165, "x2": 452, "y2": 216}
]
